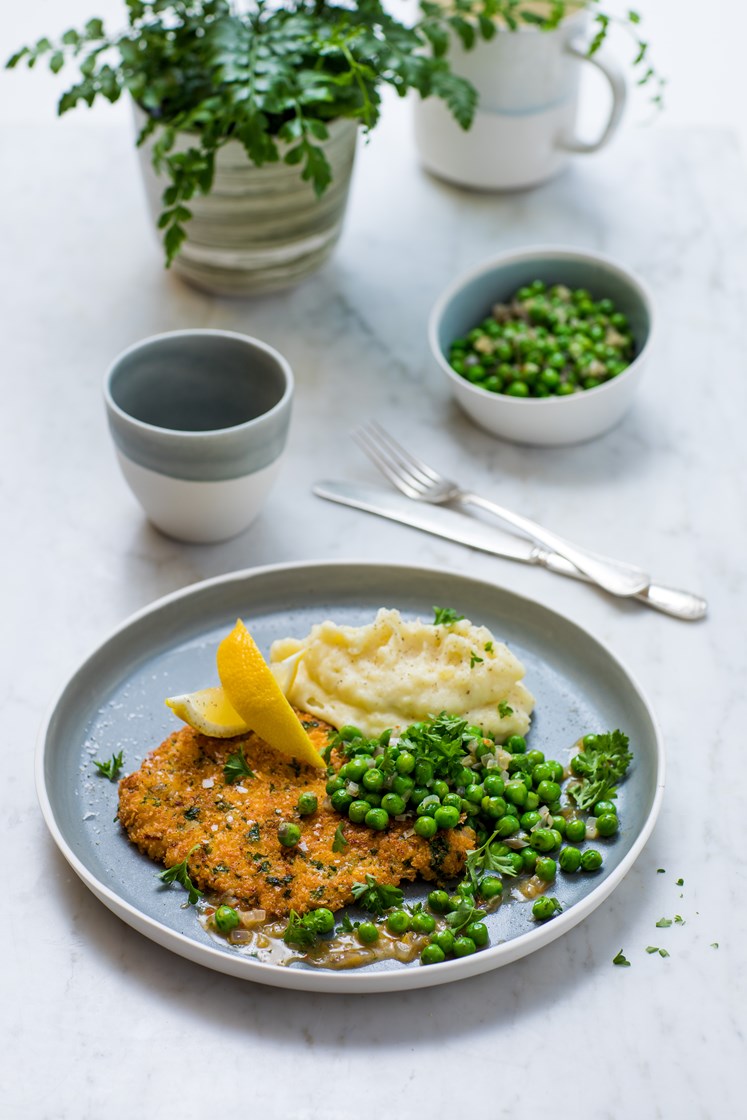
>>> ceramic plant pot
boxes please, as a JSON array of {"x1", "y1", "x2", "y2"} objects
[
  {"x1": 414, "y1": 8, "x2": 626, "y2": 191},
  {"x1": 136, "y1": 114, "x2": 358, "y2": 295}
]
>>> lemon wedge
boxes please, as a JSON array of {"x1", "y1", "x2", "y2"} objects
[
  {"x1": 165, "y1": 687, "x2": 251, "y2": 739},
  {"x1": 216, "y1": 619, "x2": 325, "y2": 769}
]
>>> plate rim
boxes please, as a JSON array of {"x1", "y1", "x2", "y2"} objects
[{"x1": 36, "y1": 558, "x2": 665, "y2": 993}]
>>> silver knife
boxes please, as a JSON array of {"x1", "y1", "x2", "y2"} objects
[{"x1": 313, "y1": 480, "x2": 707, "y2": 622}]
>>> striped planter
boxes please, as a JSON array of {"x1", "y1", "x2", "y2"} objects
[{"x1": 136, "y1": 115, "x2": 358, "y2": 295}]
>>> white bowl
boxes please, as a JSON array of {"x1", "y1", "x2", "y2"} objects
[{"x1": 429, "y1": 246, "x2": 655, "y2": 446}]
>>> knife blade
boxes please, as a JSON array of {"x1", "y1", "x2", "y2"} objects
[{"x1": 313, "y1": 480, "x2": 707, "y2": 622}]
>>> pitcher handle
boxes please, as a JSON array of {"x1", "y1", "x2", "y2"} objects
[{"x1": 558, "y1": 41, "x2": 627, "y2": 154}]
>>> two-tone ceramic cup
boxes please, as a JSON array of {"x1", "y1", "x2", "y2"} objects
[{"x1": 104, "y1": 329, "x2": 293, "y2": 542}]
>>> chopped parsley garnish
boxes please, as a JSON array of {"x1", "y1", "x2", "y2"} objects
[
  {"x1": 676, "y1": 878, "x2": 684, "y2": 886},
  {"x1": 351, "y1": 875, "x2": 403, "y2": 916},
  {"x1": 567, "y1": 730, "x2": 633, "y2": 811},
  {"x1": 674, "y1": 914, "x2": 685, "y2": 925},
  {"x1": 432, "y1": 606, "x2": 464, "y2": 626},
  {"x1": 223, "y1": 747, "x2": 255, "y2": 784},
  {"x1": 656, "y1": 917, "x2": 673, "y2": 928},
  {"x1": 657, "y1": 868, "x2": 666, "y2": 874},
  {"x1": 184, "y1": 806, "x2": 200, "y2": 821},
  {"x1": 711, "y1": 943, "x2": 719, "y2": 949},
  {"x1": 158, "y1": 847, "x2": 202, "y2": 905},
  {"x1": 497, "y1": 701, "x2": 513, "y2": 719},
  {"x1": 484, "y1": 641, "x2": 494, "y2": 653},
  {"x1": 332, "y1": 823, "x2": 348, "y2": 852},
  {"x1": 645, "y1": 945, "x2": 659, "y2": 954},
  {"x1": 340, "y1": 913, "x2": 354, "y2": 934},
  {"x1": 612, "y1": 949, "x2": 631, "y2": 966},
  {"x1": 469, "y1": 651, "x2": 483, "y2": 668},
  {"x1": 658, "y1": 948, "x2": 670, "y2": 958},
  {"x1": 93, "y1": 750, "x2": 124, "y2": 781}
]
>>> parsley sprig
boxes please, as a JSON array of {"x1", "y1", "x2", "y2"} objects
[
  {"x1": 158, "y1": 846, "x2": 203, "y2": 905},
  {"x1": 567, "y1": 730, "x2": 633, "y2": 812},
  {"x1": 465, "y1": 829, "x2": 522, "y2": 890},
  {"x1": 93, "y1": 750, "x2": 124, "y2": 781},
  {"x1": 351, "y1": 875, "x2": 403, "y2": 916},
  {"x1": 432, "y1": 606, "x2": 465, "y2": 625}
]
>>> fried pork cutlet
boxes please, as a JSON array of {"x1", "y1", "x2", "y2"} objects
[{"x1": 118, "y1": 713, "x2": 474, "y2": 919}]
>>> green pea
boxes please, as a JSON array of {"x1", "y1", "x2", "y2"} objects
[
  {"x1": 420, "y1": 944, "x2": 445, "y2": 965},
  {"x1": 596, "y1": 813, "x2": 619, "y2": 837},
  {"x1": 428, "y1": 889, "x2": 451, "y2": 913},
  {"x1": 386, "y1": 909, "x2": 411, "y2": 935},
  {"x1": 465, "y1": 921, "x2": 489, "y2": 948},
  {"x1": 532, "y1": 897, "x2": 560, "y2": 921},
  {"x1": 482, "y1": 795, "x2": 507, "y2": 820},
  {"x1": 507, "y1": 754, "x2": 530, "y2": 775},
  {"x1": 557, "y1": 382, "x2": 575, "y2": 396},
  {"x1": 347, "y1": 799, "x2": 369, "y2": 824},
  {"x1": 442, "y1": 792, "x2": 462, "y2": 810},
  {"x1": 414, "y1": 815, "x2": 437, "y2": 839},
  {"x1": 338, "y1": 725, "x2": 363, "y2": 742},
  {"x1": 525, "y1": 750, "x2": 545, "y2": 768},
  {"x1": 550, "y1": 815, "x2": 567, "y2": 836},
  {"x1": 396, "y1": 751, "x2": 416, "y2": 774},
  {"x1": 362, "y1": 768, "x2": 384, "y2": 792},
  {"x1": 532, "y1": 763, "x2": 554, "y2": 784},
  {"x1": 505, "y1": 735, "x2": 527, "y2": 754},
  {"x1": 381, "y1": 792, "x2": 406, "y2": 816},
  {"x1": 506, "y1": 381, "x2": 530, "y2": 398},
  {"x1": 531, "y1": 829, "x2": 556, "y2": 853},
  {"x1": 593, "y1": 800, "x2": 617, "y2": 817},
  {"x1": 417, "y1": 794, "x2": 441, "y2": 817},
  {"x1": 431, "y1": 929, "x2": 456, "y2": 953},
  {"x1": 364, "y1": 792, "x2": 382, "y2": 808},
  {"x1": 480, "y1": 876, "x2": 504, "y2": 900},
  {"x1": 565, "y1": 818, "x2": 586, "y2": 842},
  {"x1": 297, "y1": 792, "x2": 318, "y2": 816},
  {"x1": 495, "y1": 815, "x2": 520, "y2": 838},
  {"x1": 325, "y1": 775, "x2": 346, "y2": 795},
  {"x1": 365, "y1": 807, "x2": 390, "y2": 831},
  {"x1": 330, "y1": 789, "x2": 353, "y2": 812},
  {"x1": 432, "y1": 779, "x2": 450, "y2": 800},
  {"x1": 434, "y1": 805, "x2": 460, "y2": 829},
  {"x1": 536, "y1": 779, "x2": 561, "y2": 804},
  {"x1": 213, "y1": 905, "x2": 240, "y2": 933},
  {"x1": 391, "y1": 774, "x2": 414, "y2": 798},
  {"x1": 535, "y1": 857, "x2": 557, "y2": 883},
  {"x1": 521, "y1": 846, "x2": 539, "y2": 873},
  {"x1": 559, "y1": 846, "x2": 582, "y2": 872},
  {"x1": 520, "y1": 810, "x2": 542, "y2": 831},
  {"x1": 582, "y1": 733, "x2": 599, "y2": 749},
  {"x1": 310, "y1": 907, "x2": 335, "y2": 934},
  {"x1": 524, "y1": 791, "x2": 540, "y2": 811},
  {"x1": 453, "y1": 936, "x2": 477, "y2": 957},
  {"x1": 341, "y1": 759, "x2": 367, "y2": 782},
  {"x1": 278, "y1": 822, "x2": 301, "y2": 847},
  {"x1": 483, "y1": 774, "x2": 505, "y2": 797},
  {"x1": 581, "y1": 849, "x2": 603, "y2": 871},
  {"x1": 410, "y1": 786, "x2": 430, "y2": 807},
  {"x1": 465, "y1": 783, "x2": 485, "y2": 804},
  {"x1": 505, "y1": 780, "x2": 528, "y2": 807},
  {"x1": 411, "y1": 911, "x2": 437, "y2": 935},
  {"x1": 357, "y1": 921, "x2": 379, "y2": 945}
]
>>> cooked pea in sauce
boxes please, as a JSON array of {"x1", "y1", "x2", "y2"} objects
[{"x1": 199, "y1": 717, "x2": 632, "y2": 969}]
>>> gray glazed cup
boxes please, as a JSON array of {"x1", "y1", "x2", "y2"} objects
[{"x1": 104, "y1": 329, "x2": 293, "y2": 542}]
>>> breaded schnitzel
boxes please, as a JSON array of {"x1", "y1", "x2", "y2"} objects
[{"x1": 118, "y1": 714, "x2": 474, "y2": 918}]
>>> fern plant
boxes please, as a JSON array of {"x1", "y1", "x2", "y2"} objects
[{"x1": 7, "y1": 2, "x2": 660, "y2": 266}]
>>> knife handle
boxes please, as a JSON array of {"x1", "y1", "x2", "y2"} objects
[{"x1": 535, "y1": 549, "x2": 707, "y2": 621}]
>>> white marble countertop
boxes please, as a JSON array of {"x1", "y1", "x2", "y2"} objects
[{"x1": 2, "y1": 102, "x2": 745, "y2": 1119}]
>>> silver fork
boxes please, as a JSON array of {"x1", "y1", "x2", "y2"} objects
[{"x1": 352, "y1": 421, "x2": 651, "y2": 599}]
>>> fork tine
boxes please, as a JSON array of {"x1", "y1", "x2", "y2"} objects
[
  {"x1": 363, "y1": 421, "x2": 445, "y2": 488},
  {"x1": 350, "y1": 426, "x2": 423, "y2": 500},
  {"x1": 354, "y1": 423, "x2": 431, "y2": 495}
]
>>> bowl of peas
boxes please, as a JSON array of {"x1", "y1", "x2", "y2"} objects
[{"x1": 429, "y1": 246, "x2": 654, "y2": 446}]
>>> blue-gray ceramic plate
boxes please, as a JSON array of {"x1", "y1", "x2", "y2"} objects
[{"x1": 36, "y1": 561, "x2": 664, "y2": 993}]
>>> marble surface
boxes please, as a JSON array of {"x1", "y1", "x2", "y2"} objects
[{"x1": 2, "y1": 102, "x2": 745, "y2": 1119}]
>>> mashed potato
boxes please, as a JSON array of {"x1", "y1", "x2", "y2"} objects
[{"x1": 269, "y1": 608, "x2": 533, "y2": 740}]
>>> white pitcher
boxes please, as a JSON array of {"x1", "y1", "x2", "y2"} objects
[{"x1": 414, "y1": 8, "x2": 626, "y2": 190}]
